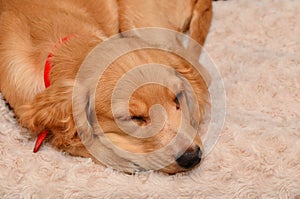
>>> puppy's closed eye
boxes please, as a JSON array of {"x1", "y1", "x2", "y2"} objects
[
  {"x1": 116, "y1": 114, "x2": 148, "y2": 125},
  {"x1": 131, "y1": 115, "x2": 148, "y2": 124}
]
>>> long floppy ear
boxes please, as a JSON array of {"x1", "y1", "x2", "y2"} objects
[
  {"x1": 16, "y1": 79, "x2": 96, "y2": 157},
  {"x1": 71, "y1": 82, "x2": 95, "y2": 146},
  {"x1": 173, "y1": 56, "x2": 209, "y2": 126},
  {"x1": 16, "y1": 80, "x2": 75, "y2": 137},
  {"x1": 189, "y1": 0, "x2": 213, "y2": 46}
]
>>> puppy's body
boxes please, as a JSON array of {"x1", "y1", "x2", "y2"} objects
[
  {"x1": 0, "y1": 0, "x2": 212, "y2": 173},
  {"x1": 0, "y1": 0, "x2": 117, "y2": 107}
]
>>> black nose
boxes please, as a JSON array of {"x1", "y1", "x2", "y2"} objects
[{"x1": 176, "y1": 146, "x2": 202, "y2": 169}]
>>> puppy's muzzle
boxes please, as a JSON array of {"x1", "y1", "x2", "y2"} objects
[{"x1": 176, "y1": 146, "x2": 202, "y2": 169}]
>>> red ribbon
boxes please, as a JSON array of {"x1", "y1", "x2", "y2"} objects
[{"x1": 33, "y1": 36, "x2": 72, "y2": 153}]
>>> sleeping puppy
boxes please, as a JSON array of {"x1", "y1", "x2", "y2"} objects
[{"x1": 0, "y1": 0, "x2": 212, "y2": 174}]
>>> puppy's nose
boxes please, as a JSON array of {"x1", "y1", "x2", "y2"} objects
[{"x1": 176, "y1": 146, "x2": 202, "y2": 169}]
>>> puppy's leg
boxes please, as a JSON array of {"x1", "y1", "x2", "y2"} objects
[
  {"x1": 119, "y1": 0, "x2": 196, "y2": 32},
  {"x1": 189, "y1": 0, "x2": 213, "y2": 46},
  {"x1": 119, "y1": 0, "x2": 213, "y2": 46}
]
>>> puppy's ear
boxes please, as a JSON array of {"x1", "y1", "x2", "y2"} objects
[
  {"x1": 189, "y1": 0, "x2": 213, "y2": 46},
  {"x1": 71, "y1": 83, "x2": 95, "y2": 146},
  {"x1": 16, "y1": 80, "x2": 76, "y2": 137},
  {"x1": 176, "y1": 65, "x2": 209, "y2": 126}
]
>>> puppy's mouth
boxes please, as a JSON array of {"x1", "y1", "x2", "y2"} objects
[
  {"x1": 122, "y1": 147, "x2": 203, "y2": 174},
  {"x1": 132, "y1": 163, "x2": 147, "y2": 172}
]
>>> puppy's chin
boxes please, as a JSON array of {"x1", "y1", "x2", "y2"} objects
[
  {"x1": 82, "y1": 132, "x2": 202, "y2": 174},
  {"x1": 159, "y1": 163, "x2": 199, "y2": 174},
  {"x1": 91, "y1": 156, "x2": 196, "y2": 174}
]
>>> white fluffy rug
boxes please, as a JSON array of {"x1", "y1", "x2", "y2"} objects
[{"x1": 1, "y1": 0, "x2": 299, "y2": 198}]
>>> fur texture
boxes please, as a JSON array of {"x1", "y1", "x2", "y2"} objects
[
  {"x1": 0, "y1": 0, "x2": 212, "y2": 173},
  {"x1": 0, "y1": 0, "x2": 299, "y2": 197}
]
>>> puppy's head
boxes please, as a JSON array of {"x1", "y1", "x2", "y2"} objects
[
  {"x1": 75, "y1": 49, "x2": 208, "y2": 174},
  {"x1": 18, "y1": 45, "x2": 208, "y2": 174}
]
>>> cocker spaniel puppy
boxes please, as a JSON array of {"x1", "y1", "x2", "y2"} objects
[{"x1": 0, "y1": 0, "x2": 212, "y2": 174}]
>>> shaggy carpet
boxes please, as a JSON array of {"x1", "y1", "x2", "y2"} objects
[{"x1": 0, "y1": 0, "x2": 299, "y2": 198}]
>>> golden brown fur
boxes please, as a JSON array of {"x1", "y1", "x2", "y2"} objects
[{"x1": 0, "y1": 0, "x2": 212, "y2": 173}]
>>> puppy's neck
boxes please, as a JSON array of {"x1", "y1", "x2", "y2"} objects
[{"x1": 47, "y1": 35, "x2": 103, "y2": 86}]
